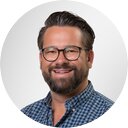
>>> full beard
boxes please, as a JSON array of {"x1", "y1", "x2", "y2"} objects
[{"x1": 42, "y1": 64, "x2": 89, "y2": 95}]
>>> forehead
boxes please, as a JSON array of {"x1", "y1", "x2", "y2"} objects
[{"x1": 43, "y1": 26, "x2": 83, "y2": 48}]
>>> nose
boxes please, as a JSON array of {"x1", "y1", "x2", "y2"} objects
[{"x1": 55, "y1": 51, "x2": 69, "y2": 64}]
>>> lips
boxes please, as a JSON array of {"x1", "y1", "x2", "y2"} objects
[{"x1": 53, "y1": 68, "x2": 73, "y2": 74}]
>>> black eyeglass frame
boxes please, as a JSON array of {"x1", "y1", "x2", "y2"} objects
[{"x1": 40, "y1": 45, "x2": 89, "y2": 62}]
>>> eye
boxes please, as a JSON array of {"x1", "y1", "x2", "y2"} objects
[
  {"x1": 45, "y1": 47, "x2": 57, "y2": 54},
  {"x1": 65, "y1": 47, "x2": 79, "y2": 53}
]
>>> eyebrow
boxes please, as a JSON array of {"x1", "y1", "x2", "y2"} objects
[{"x1": 42, "y1": 44, "x2": 82, "y2": 49}]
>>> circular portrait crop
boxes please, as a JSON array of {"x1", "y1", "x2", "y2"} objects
[{"x1": 0, "y1": 1, "x2": 127, "y2": 127}]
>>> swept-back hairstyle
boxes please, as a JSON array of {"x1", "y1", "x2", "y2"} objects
[{"x1": 37, "y1": 11, "x2": 95, "y2": 50}]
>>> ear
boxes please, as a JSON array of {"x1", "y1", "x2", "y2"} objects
[{"x1": 87, "y1": 50, "x2": 94, "y2": 68}]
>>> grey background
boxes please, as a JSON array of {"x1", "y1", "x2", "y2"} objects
[{"x1": 0, "y1": 1, "x2": 127, "y2": 109}]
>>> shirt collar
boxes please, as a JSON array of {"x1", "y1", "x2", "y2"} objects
[
  {"x1": 65, "y1": 80, "x2": 94, "y2": 110},
  {"x1": 43, "y1": 92, "x2": 52, "y2": 108},
  {"x1": 43, "y1": 81, "x2": 94, "y2": 110}
]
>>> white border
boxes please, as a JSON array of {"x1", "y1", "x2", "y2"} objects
[{"x1": 0, "y1": 0, "x2": 128, "y2": 128}]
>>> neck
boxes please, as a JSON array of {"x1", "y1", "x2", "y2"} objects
[
  {"x1": 51, "y1": 79, "x2": 88, "y2": 126},
  {"x1": 51, "y1": 79, "x2": 88, "y2": 107}
]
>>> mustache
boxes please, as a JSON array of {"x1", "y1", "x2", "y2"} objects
[{"x1": 48, "y1": 63, "x2": 76, "y2": 72}]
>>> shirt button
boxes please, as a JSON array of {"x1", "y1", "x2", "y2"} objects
[{"x1": 72, "y1": 108, "x2": 75, "y2": 112}]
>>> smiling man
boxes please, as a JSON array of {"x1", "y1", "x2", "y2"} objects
[{"x1": 21, "y1": 11, "x2": 114, "y2": 127}]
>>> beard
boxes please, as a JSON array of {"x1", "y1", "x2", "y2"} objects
[{"x1": 42, "y1": 63, "x2": 89, "y2": 95}]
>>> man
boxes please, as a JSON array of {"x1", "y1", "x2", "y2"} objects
[{"x1": 21, "y1": 11, "x2": 114, "y2": 127}]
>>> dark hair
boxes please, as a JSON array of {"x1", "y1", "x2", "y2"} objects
[{"x1": 37, "y1": 11, "x2": 95, "y2": 50}]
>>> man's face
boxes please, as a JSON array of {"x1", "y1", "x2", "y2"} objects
[{"x1": 40, "y1": 26, "x2": 93, "y2": 95}]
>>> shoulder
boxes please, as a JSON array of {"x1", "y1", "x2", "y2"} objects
[
  {"x1": 21, "y1": 99, "x2": 45, "y2": 117},
  {"x1": 21, "y1": 92, "x2": 51, "y2": 120},
  {"x1": 76, "y1": 90, "x2": 114, "y2": 124},
  {"x1": 87, "y1": 81, "x2": 114, "y2": 111},
  {"x1": 90, "y1": 90, "x2": 114, "y2": 112},
  {"x1": 95, "y1": 91, "x2": 113, "y2": 104}
]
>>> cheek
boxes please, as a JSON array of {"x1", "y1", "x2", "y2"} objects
[
  {"x1": 40, "y1": 59, "x2": 50, "y2": 73},
  {"x1": 72, "y1": 59, "x2": 86, "y2": 71},
  {"x1": 77, "y1": 55, "x2": 89, "y2": 70}
]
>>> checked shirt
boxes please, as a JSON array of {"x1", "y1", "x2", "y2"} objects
[{"x1": 21, "y1": 81, "x2": 114, "y2": 127}]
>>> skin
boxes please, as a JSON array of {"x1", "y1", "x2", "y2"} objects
[{"x1": 39, "y1": 26, "x2": 94, "y2": 125}]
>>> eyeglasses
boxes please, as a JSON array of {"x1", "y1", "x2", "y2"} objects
[{"x1": 40, "y1": 45, "x2": 89, "y2": 62}]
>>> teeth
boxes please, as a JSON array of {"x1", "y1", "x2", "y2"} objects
[{"x1": 53, "y1": 69, "x2": 72, "y2": 74}]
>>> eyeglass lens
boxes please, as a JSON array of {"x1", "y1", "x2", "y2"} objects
[{"x1": 42, "y1": 46, "x2": 82, "y2": 62}]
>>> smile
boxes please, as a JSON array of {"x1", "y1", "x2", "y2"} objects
[{"x1": 53, "y1": 68, "x2": 73, "y2": 74}]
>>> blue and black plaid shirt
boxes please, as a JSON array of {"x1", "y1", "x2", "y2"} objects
[{"x1": 21, "y1": 81, "x2": 114, "y2": 127}]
